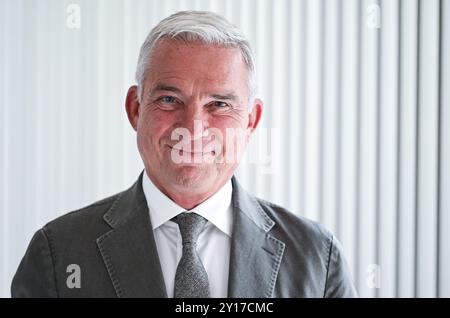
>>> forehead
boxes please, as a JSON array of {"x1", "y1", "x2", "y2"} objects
[{"x1": 147, "y1": 39, "x2": 248, "y2": 90}]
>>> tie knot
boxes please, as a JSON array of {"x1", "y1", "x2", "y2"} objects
[{"x1": 172, "y1": 212, "x2": 207, "y2": 244}]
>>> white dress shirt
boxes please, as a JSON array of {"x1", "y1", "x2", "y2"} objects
[{"x1": 142, "y1": 171, "x2": 233, "y2": 298}]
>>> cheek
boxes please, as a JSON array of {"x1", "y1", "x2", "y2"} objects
[
  {"x1": 139, "y1": 111, "x2": 174, "y2": 136},
  {"x1": 137, "y1": 111, "x2": 176, "y2": 152},
  {"x1": 210, "y1": 115, "x2": 246, "y2": 131},
  {"x1": 211, "y1": 118, "x2": 248, "y2": 152}
]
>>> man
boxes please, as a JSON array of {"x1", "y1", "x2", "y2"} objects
[{"x1": 11, "y1": 11, "x2": 357, "y2": 298}]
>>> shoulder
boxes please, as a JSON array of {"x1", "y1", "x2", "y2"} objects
[
  {"x1": 254, "y1": 197, "x2": 335, "y2": 280},
  {"x1": 255, "y1": 197, "x2": 332, "y2": 248},
  {"x1": 11, "y1": 192, "x2": 124, "y2": 298},
  {"x1": 41, "y1": 191, "x2": 123, "y2": 244},
  {"x1": 48, "y1": 192, "x2": 119, "y2": 225},
  {"x1": 255, "y1": 197, "x2": 357, "y2": 297}
]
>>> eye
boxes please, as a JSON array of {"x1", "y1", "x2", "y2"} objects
[
  {"x1": 159, "y1": 96, "x2": 178, "y2": 104},
  {"x1": 211, "y1": 101, "x2": 230, "y2": 108}
]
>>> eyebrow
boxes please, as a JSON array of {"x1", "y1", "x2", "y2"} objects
[
  {"x1": 209, "y1": 93, "x2": 239, "y2": 103},
  {"x1": 148, "y1": 83, "x2": 240, "y2": 103},
  {"x1": 149, "y1": 83, "x2": 182, "y2": 96}
]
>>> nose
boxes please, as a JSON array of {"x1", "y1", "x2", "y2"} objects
[{"x1": 179, "y1": 102, "x2": 209, "y2": 142}]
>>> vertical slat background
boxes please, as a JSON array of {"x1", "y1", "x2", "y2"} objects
[
  {"x1": 357, "y1": 0, "x2": 379, "y2": 298},
  {"x1": 378, "y1": 0, "x2": 399, "y2": 297},
  {"x1": 439, "y1": 0, "x2": 450, "y2": 298},
  {"x1": 416, "y1": 0, "x2": 440, "y2": 297},
  {"x1": 0, "y1": 0, "x2": 448, "y2": 298},
  {"x1": 398, "y1": 0, "x2": 418, "y2": 298},
  {"x1": 339, "y1": 0, "x2": 358, "y2": 280}
]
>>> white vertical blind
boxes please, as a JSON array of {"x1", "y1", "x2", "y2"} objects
[
  {"x1": 416, "y1": 0, "x2": 441, "y2": 297},
  {"x1": 358, "y1": 0, "x2": 379, "y2": 298},
  {"x1": 321, "y1": 0, "x2": 339, "y2": 239},
  {"x1": 339, "y1": 0, "x2": 358, "y2": 283},
  {"x1": 378, "y1": 0, "x2": 399, "y2": 297},
  {"x1": 397, "y1": 0, "x2": 419, "y2": 298},
  {"x1": 1, "y1": 0, "x2": 449, "y2": 298},
  {"x1": 439, "y1": 0, "x2": 450, "y2": 298}
]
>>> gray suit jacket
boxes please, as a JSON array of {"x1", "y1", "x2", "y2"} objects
[{"x1": 11, "y1": 173, "x2": 357, "y2": 298}]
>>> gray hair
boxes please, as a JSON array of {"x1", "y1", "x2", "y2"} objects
[{"x1": 135, "y1": 10, "x2": 256, "y2": 107}]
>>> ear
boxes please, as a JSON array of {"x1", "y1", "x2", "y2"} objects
[
  {"x1": 125, "y1": 85, "x2": 140, "y2": 131},
  {"x1": 246, "y1": 98, "x2": 263, "y2": 136}
]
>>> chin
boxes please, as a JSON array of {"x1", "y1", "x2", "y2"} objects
[{"x1": 168, "y1": 165, "x2": 215, "y2": 189}]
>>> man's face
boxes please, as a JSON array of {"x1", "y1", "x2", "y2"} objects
[{"x1": 126, "y1": 39, "x2": 262, "y2": 204}]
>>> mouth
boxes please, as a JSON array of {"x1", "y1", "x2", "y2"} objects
[{"x1": 167, "y1": 145, "x2": 216, "y2": 156}]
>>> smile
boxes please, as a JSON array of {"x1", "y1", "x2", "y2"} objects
[{"x1": 167, "y1": 145, "x2": 216, "y2": 155}]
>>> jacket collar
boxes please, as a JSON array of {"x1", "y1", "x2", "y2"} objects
[
  {"x1": 97, "y1": 172, "x2": 167, "y2": 297},
  {"x1": 101, "y1": 172, "x2": 147, "y2": 229},
  {"x1": 97, "y1": 172, "x2": 285, "y2": 298}
]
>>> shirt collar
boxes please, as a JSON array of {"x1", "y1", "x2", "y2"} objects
[{"x1": 142, "y1": 170, "x2": 233, "y2": 237}]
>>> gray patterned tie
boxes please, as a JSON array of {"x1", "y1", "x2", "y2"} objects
[{"x1": 172, "y1": 212, "x2": 210, "y2": 298}]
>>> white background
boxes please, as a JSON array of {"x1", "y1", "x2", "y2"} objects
[{"x1": 1, "y1": 0, "x2": 449, "y2": 298}]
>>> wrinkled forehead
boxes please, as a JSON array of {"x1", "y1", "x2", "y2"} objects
[{"x1": 146, "y1": 39, "x2": 250, "y2": 94}]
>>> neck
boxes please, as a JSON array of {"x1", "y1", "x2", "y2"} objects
[{"x1": 167, "y1": 191, "x2": 217, "y2": 210}]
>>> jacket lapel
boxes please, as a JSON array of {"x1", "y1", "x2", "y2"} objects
[
  {"x1": 96, "y1": 172, "x2": 167, "y2": 298},
  {"x1": 95, "y1": 172, "x2": 284, "y2": 298},
  {"x1": 227, "y1": 177, "x2": 285, "y2": 298}
]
